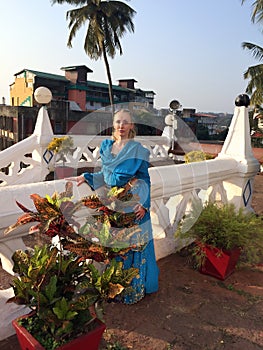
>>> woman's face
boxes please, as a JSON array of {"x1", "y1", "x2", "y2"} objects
[{"x1": 113, "y1": 110, "x2": 134, "y2": 139}]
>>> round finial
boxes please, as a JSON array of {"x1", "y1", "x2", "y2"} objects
[
  {"x1": 169, "y1": 100, "x2": 181, "y2": 111},
  {"x1": 34, "y1": 87, "x2": 52, "y2": 104},
  {"x1": 235, "y1": 94, "x2": 250, "y2": 107}
]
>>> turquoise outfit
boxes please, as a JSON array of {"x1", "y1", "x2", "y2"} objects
[{"x1": 83, "y1": 139, "x2": 159, "y2": 304}]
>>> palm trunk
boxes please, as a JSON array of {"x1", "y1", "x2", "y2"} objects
[{"x1": 102, "y1": 44, "x2": 115, "y2": 117}]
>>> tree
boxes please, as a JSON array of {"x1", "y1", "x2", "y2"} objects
[
  {"x1": 242, "y1": 42, "x2": 263, "y2": 105},
  {"x1": 241, "y1": 0, "x2": 263, "y2": 23},
  {"x1": 196, "y1": 124, "x2": 210, "y2": 141},
  {"x1": 51, "y1": 0, "x2": 136, "y2": 114},
  {"x1": 241, "y1": 1, "x2": 263, "y2": 106}
]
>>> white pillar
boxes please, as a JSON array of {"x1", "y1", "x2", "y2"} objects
[
  {"x1": 217, "y1": 97, "x2": 260, "y2": 210},
  {"x1": 31, "y1": 105, "x2": 54, "y2": 180}
]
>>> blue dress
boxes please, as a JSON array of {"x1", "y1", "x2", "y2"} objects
[{"x1": 83, "y1": 139, "x2": 159, "y2": 304}]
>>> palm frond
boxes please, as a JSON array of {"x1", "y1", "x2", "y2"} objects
[
  {"x1": 242, "y1": 42, "x2": 263, "y2": 61},
  {"x1": 243, "y1": 63, "x2": 263, "y2": 105},
  {"x1": 241, "y1": 0, "x2": 263, "y2": 24}
]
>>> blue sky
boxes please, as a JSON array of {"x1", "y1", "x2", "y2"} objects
[{"x1": 0, "y1": 0, "x2": 262, "y2": 113}]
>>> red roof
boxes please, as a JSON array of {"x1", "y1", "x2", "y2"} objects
[{"x1": 195, "y1": 113, "x2": 216, "y2": 118}]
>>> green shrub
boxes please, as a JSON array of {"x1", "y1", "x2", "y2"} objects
[{"x1": 176, "y1": 201, "x2": 263, "y2": 267}]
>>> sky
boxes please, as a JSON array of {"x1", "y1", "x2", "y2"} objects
[{"x1": 0, "y1": 0, "x2": 262, "y2": 113}]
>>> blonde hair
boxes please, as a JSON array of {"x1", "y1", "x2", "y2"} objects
[{"x1": 112, "y1": 109, "x2": 136, "y2": 140}]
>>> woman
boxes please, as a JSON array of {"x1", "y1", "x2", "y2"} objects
[{"x1": 72, "y1": 109, "x2": 159, "y2": 304}]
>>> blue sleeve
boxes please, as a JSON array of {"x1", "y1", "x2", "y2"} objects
[{"x1": 82, "y1": 170, "x2": 105, "y2": 190}]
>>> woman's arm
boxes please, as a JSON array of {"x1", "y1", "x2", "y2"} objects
[
  {"x1": 65, "y1": 175, "x2": 85, "y2": 187},
  {"x1": 66, "y1": 170, "x2": 105, "y2": 189}
]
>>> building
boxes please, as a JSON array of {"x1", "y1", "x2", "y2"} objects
[
  {"x1": 9, "y1": 65, "x2": 155, "y2": 112},
  {"x1": 194, "y1": 113, "x2": 218, "y2": 136},
  {"x1": 10, "y1": 70, "x2": 69, "y2": 108},
  {"x1": 0, "y1": 66, "x2": 158, "y2": 150}
]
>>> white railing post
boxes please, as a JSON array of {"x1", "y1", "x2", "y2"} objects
[
  {"x1": 217, "y1": 95, "x2": 260, "y2": 210},
  {"x1": 31, "y1": 105, "x2": 55, "y2": 180}
]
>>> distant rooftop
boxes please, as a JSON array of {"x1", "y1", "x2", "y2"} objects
[
  {"x1": 60, "y1": 65, "x2": 93, "y2": 73},
  {"x1": 14, "y1": 69, "x2": 69, "y2": 82}
]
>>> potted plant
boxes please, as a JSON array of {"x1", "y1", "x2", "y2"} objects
[
  {"x1": 5, "y1": 182, "x2": 142, "y2": 350},
  {"x1": 176, "y1": 201, "x2": 263, "y2": 280},
  {"x1": 47, "y1": 136, "x2": 75, "y2": 179},
  {"x1": 10, "y1": 245, "x2": 107, "y2": 350}
]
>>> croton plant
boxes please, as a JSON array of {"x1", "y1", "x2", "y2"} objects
[
  {"x1": 4, "y1": 182, "x2": 145, "y2": 349},
  {"x1": 5, "y1": 181, "x2": 146, "y2": 262}
]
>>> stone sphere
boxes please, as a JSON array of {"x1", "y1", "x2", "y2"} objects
[
  {"x1": 34, "y1": 87, "x2": 52, "y2": 104},
  {"x1": 169, "y1": 100, "x2": 181, "y2": 111},
  {"x1": 235, "y1": 94, "x2": 250, "y2": 107}
]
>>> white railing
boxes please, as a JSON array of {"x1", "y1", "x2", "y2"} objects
[
  {"x1": 0, "y1": 106, "x2": 171, "y2": 186},
  {"x1": 0, "y1": 101, "x2": 260, "y2": 340}
]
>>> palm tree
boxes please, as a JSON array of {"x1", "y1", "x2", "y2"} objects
[
  {"x1": 241, "y1": 1, "x2": 263, "y2": 106},
  {"x1": 242, "y1": 42, "x2": 263, "y2": 105},
  {"x1": 51, "y1": 0, "x2": 136, "y2": 113}
]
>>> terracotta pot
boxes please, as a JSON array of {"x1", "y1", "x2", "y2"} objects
[
  {"x1": 12, "y1": 312, "x2": 106, "y2": 350},
  {"x1": 54, "y1": 166, "x2": 75, "y2": 179},
  {"x1": 198, "y1": 243, "x2": 241, "y2": 280}
]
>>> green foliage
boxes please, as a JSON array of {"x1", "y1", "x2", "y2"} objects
[
  {"x1": 176, "y1": 201, "x2": 263, "y2": 267},
  {"x1": 85, "y1": 259, "x2": 138, "y2": 300},
  {"x1": 5, "y1": 182, "x2": 143, "y2": 262},
  {"x1": 106, "y1": 342, "x2": 128, "y2": 350},
  {"x1": 184, "y1": 150, "x2": 215, "y2": 163},
  {"x1": 47, "y1": 136, "x2": 74, "y2": 155},
  {"x1": 196, "y1": 124, "x2": 210, "y2": 140},
  {"x1": 7, "y1": 182, "x2": 141, "y2": 348},
  {"x1": 10, "y1": 244, "x2": 138, "y2": 350},
  {"x1": 10, "y1": 246, "x2": 94, "y2": 348},
  {"x1": 78, "y1": 186, "x2": 147, "y2": 252},
  {"x1": 47, "y1": 136, "x2": 74, "y2": 164}
]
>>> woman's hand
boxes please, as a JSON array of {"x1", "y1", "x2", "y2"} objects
[
  {"x1": 65, "y1": 175, "x2": 86, "y2": 187},
  {"x1": 133, "y1": 204, "x2": 146, "y2": 220}
]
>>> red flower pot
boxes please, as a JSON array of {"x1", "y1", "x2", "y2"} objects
[
  {"x1": 198, "y1": 243, "x2": 241, "y2": 280},
  {"x1": 12, "y1": 313, "x2": 106, "y2": 350}
]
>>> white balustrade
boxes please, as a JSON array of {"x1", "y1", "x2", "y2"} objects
[{"x1": 0, "y1": 106, "x2": 171, "y2": 186}]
